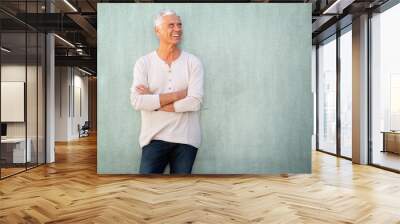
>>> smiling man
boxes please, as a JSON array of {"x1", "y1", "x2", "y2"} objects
[{"x1": 130, "y1": 10, "x2": 204, "y2": 174}]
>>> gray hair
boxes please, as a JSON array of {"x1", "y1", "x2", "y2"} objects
[{"x1": 154, "y1": 9, "x2": 178, "y2": 28}]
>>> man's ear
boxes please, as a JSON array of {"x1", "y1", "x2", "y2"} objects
[{"x1": 154, "y1": 26, "x2": 160, "y2": 37}]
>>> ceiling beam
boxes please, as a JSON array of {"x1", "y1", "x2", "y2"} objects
[
  {"x1": 67, "y1": 13, "x2": 97, "y2": 39},
  {"x1": 55, "y1": 55, "x2": 96, "y2": 70}
]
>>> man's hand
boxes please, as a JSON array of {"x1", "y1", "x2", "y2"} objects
[
  {"x1": 158, "y1": 104, "x2": 175, "y2": 112},
  {"x1": 136, "y1": 85, "x2": 152, "y2": 95},
  {"x1": 158, "y1": 88, "x2": 188, "y2": 106},
  {"x1": 175, "y1": 88, "x2": 188, "y2": 101}
]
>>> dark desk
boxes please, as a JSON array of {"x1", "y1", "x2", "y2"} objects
[{"x1": 1, "y1": 138, "x2": 31, "y2": 163}]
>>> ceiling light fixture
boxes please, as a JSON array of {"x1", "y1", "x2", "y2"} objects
[
  {"x1": 54, "y1": 34, "x2": 75, "y2": 48},
  {"x1": 76, "y1": 48, "x2": 85, "y2": 55},
  {"x1": 63, "y1": 0, "x2": 78, "y2": 12},
  {"x1": 78, "y1": 67, "x2": 92, "y2": 76},
  {"x1": 1, "y1": 47, "x2": 11, "y2": 53},
  {"x1": 323, "y1": 0, "x2": 354, "y2": 15}
]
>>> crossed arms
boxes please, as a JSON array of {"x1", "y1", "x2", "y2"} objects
[
  {"x1": 134, "y1": 85, "x2": 187, "y2": 112},
  {"x1": 130, "y1": 57, "x2": 204, "y2": 113}
]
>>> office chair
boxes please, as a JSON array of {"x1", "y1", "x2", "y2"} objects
[{"x1": 79, "y1": 121, "x2": 90, "y2": 138}]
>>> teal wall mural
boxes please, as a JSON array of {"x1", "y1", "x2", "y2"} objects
[{"x1": 98, "y1": 3, "x2": 312, "y2": 174}]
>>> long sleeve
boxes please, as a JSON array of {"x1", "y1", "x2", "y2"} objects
[
  {"x1": 130, "y1": 57, "x2": 161, "y2": 111},
  {"x1": 173, "y1": 57, "x2": 204, "y2": 112},
  {"x1": 133, "y1": 51, "x2": 203, "y2": 148}
]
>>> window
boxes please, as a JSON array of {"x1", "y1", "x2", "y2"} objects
[
  {"x1": 371, "y1": 3, "x2": 400, "y2": 171},
  {"x1": 340, "y1": 28, "x2": 352, "y2": 158},
  {"x1": 317, "y1": 36, "x2": 337, "y2": 155}
]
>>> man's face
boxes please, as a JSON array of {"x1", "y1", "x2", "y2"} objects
[{"x1": 156, "y1": 15, "x2": 182, "y2": 45}]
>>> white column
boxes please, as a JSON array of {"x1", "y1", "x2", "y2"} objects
[
  {"x1": 46, "y1": 33, "x2": 55, "y2": 163},
  {"x1": 45, "y1": 1, "x2": 55, "y2": 163}
]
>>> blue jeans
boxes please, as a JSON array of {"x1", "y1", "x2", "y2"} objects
[{"x1": 139, "y1": 140, "x2": 198, "y2": 174}]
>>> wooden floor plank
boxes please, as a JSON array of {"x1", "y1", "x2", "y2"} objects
[{"x1": 0, "y1": 134, "x2": 400, "y2": 223}]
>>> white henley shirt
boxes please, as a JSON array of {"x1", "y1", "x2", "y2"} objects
[{"x1": 130, "y1": 51, "x2": 204, "y2": 148}]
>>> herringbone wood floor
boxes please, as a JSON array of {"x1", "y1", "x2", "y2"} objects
[{"x1": 1, "y1": 134, "x2": 400, "y2": 224}]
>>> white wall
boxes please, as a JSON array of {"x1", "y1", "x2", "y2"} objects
[
  {"x1": 71, "y1": 72, "x2": 89, "y2": 138},
  {"x1": 55, "y1": 66, "x2": 69, "y2": 141},
  {"x1": 1, "y1": 65, "x2": 42, "y2": 137},
  {"x1": 55, "y1": 67, "x2": 89, "y2": 141}
]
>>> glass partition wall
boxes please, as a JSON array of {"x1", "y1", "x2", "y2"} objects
[
  {"x1": 0, "y1": 30, "x2": 27, "y2": 177},
  {"x1": 0, "y1": 2, "x2": 46, "y2": 179}
]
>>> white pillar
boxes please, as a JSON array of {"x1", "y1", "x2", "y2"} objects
[{"x1": 46, "y1": 1, "x2": 55, "y2": 163}]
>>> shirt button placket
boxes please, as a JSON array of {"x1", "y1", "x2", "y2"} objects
[{"x1": 168, "y1": 68, "x2": 172, "y2": 91}]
